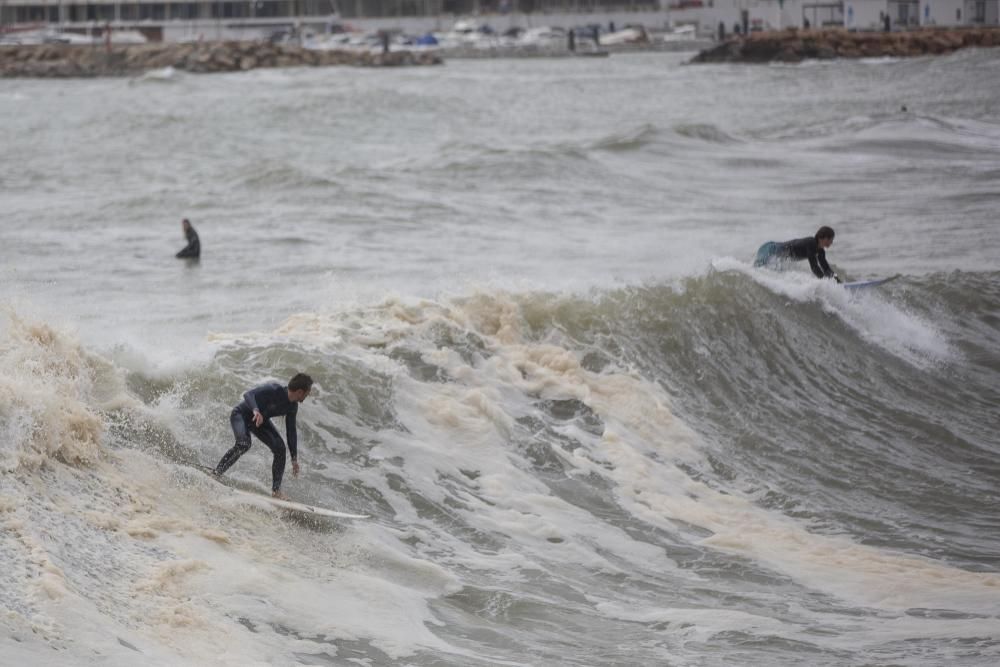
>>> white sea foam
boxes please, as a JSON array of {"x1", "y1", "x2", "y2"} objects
[
  {"x1": 270, "y1": 294, "x2": 999, "y2": 615},
  {"x1": 0, "y1": 310, "x2": 474, "y2": 665},
  {"x1": 3, "y1": 285, "x2": 998, "y2": 666},
  {"x1": 1, "y1": 437, "x2": 468, "y2": 666},
  {"x1": 0, "y1": 311, "x2": 109, "y2": 470},
  {"x1": 714, "y1": 257, "x2": 955, "y2": 367}
]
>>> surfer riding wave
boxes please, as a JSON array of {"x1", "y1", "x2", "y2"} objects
[
  {"x1": 212, "y1": 373, "x2": 312, "y2": 499},
  {"x1": 754, "y1": 226, "x2": 841, "y2": 282}
]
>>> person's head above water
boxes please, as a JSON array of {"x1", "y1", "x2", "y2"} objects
[
  {"x1": 288, "y1": 373, "x2": 314, "y2": 402},
  {"x1": 182, "y1": 218, "x2": 192, "y2": 231},
  {"x1": 815, "y1": 225, "x2": 835, "y2": 249}
]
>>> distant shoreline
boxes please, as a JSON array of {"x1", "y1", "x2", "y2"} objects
[
  {"x1": 0, "y1": 38, "x2": 718, "y2": 77},
  {"x1": 0, "y1": 42, "x2": 441, "y2": 78},
  {"x1": 691, "y1": 27, "x2": 1000, "y2": 64},
  {"x1": 8, "y1": 28, "x2": 994, "y2": 78}
]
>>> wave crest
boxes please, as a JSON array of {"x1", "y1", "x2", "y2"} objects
[{"x1": 0, "y1": 312, "x2": 108, "y2": 469}]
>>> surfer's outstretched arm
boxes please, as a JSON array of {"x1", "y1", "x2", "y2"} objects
[
  {"x1": 818, "y1": 252, "x2": 841, "y2": 282},
  {"x1": 285, "y1": 405, "x2": 300, "y2": 478},
  {"x1": 808, "y1": 226, "x2": 839, "y2": 281}
]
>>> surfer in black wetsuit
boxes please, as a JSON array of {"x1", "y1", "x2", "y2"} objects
[
  {"x1": 754, "y1": 226, "x2": 841, "y2": 282},
  {"x1": 213, "y1": 373, "x2": 313, "y2": 499},
  {"x1": 176, "y1": 218, "x2": 200, "y2": 259}
]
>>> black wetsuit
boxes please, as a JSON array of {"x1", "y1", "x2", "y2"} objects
[
  {"x1": 755, "y1": 236, "x2": 836, "y2": 279},
  {"x1": 176, "y1": 226, "x2": 200, "y2": 259},
  {"x1": 213, "y1": 382, "x2": 298, "y2": 492}
]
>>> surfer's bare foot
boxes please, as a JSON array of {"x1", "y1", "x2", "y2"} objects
[{"x1": 272, "y1": 490, "x2": 289, "y2": 500}]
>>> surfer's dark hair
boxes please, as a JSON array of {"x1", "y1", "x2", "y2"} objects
[
  {"x1": 288, "y1": 373, "x2": 313, "y2": 392},
  {"x1": 815, "y1": 226, "x2": 835, "y2": 241}
]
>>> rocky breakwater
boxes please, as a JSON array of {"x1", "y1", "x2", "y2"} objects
[
  {"x1": 0, "y1": 41, "x2": 442, "y2": 78},
  {"x1": 691, "y1": 27, "x2": 1000, "y2": 64}
]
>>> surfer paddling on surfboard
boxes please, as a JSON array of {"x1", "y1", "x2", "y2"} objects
[
  {"x1": 212, "y1": 373, "x2": 313, "y2": 500},
  {"x1": 754, "y1": 226, "x2": 841, "y2": 282}
]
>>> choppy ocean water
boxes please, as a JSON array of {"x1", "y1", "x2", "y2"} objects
[{"x1": 1, "y1": 50, "x2": 999, "y2": 666}]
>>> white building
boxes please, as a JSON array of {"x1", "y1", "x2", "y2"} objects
[
  {"x1": 0, "y1": 0, "x2": 997, "y2": 39},
  {"x1": 671, "y1": 0, "x2": 996, "y2": 33}
]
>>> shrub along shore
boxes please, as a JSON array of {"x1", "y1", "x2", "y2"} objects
[
  {"x1": 0, "y1": 41, "x2": 442, "y2": 78},
  {"x1": 691, "y1": 26, "x2": 1000, "y2": 64}
]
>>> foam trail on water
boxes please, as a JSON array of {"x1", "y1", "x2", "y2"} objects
[{"x1": 713, "y1": 258, "x2": 955, "y2": 367}]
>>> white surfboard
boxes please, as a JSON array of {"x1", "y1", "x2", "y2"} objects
[
  {"x1": 194, "y1": 464, "x2": 368, "y2": 519},
  {"x1": 232, "y1": 489, "x2": 369, "y2": 519}
]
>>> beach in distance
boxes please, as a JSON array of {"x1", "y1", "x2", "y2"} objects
[{"x1": 1, "y1": 46, "x2": 999, "y2": 667}]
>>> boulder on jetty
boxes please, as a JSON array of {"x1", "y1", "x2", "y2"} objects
[
  {"x1": 0, "y1": 41, "x2": 442, "y2": 78},
  {"x1": 691, "y1": 27, "x2": 1000, "y2": 64}
]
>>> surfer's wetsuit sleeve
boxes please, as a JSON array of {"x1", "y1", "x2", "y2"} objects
[
  {"x1": 808, "y1": 248, "x2": 833, "y2": 279},
  {"x1": 241, "y1": 382, "x2": 280, "y2": 415},
  {"x1": 286, "y1": 404, "x2": 298, "y2": 460},
  {"x1": 240, "y1": 382, "x2": 297, "y2": 457},
  {"x1": 242, "y1": 386, "x2": 264, "y2": 415},
  {"x1": 813, "y1": 249, "x2": 837, "y2": 280}
]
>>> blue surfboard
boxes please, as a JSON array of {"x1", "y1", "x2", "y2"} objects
[{"x1": 843, "y1": 275, "x2": 900, "y2": 291}]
